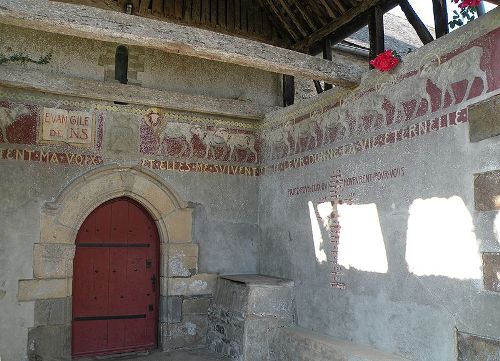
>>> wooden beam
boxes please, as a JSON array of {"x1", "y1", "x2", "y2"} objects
[
  {"x1": 0, "y1": 0, "x2": 366, "y2": 86},
  {"x1": 368, "y1": 6, "x2": 384, "y2": 65},
  {"x1": 293, "y1": 0, "x2": 395, "y2": 52},
  {"x1": 322, "y1": 39, "x2": 333, "y2": 90},
  {"x1": 0, "y1": 66, "x2": 275, "y2": 120},
  {"x1": 283, "y1": 75, "x2": 295, "y2": 106},
  {"x1": 293, "y1": 1, "x2": 318, "y2": 32},
  {"x1": 259, "y1": 0, "x2": 301, "y2": 41},
  {"x1": 398, "y1": 0, "x2": 434, "y2": 44},
  {"x1": 313, "y1": 80, "x2": 324, "y2": 94},
  {"x1": 432, "y1": 0, "x2": 448, "y2": 38},
  {"x1": 319, "y1": 0, "x2": 337, "y2": 18},
  {"x1": 276, "y1": 0, "x2": 309, "y2": 37}
]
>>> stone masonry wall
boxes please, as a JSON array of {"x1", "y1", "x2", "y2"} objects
[{"x1": 0, "y1": 81, "x2": 260, "y2": 360}]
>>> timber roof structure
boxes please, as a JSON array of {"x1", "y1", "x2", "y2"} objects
[
  {"x1": 54, "y1": 0, "x2": 498, "y2": 55},
  {"x1": 0, "y1": 0, "x2": 497, "y2": 108}
]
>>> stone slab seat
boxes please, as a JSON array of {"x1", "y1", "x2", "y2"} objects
[{"x1": 274, "y1": 327, "x2": 412, "y2": 361}]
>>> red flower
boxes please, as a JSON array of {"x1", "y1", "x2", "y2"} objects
[
  {"x1": 454, "y1": 0, "x2": 482, "y2": 9},
  {"x1": 370, "y1": 50, "x2": 399, "y2": 72}
]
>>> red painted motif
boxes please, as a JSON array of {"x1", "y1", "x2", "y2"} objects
[
  {"x1": 262, "y1": 28, "x2": 500, "y2": 163},
  {"x1": 139, "y1": 115, "x2": 260, "y2": 164},
  {"x1": 72, "y1": 198, "x2": 159, "y2": 357}
]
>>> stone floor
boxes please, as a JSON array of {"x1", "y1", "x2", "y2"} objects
[{"x1": 77, "y1": 349, "x2": 229, "y2": 361}]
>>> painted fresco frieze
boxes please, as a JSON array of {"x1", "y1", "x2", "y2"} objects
[
  {"x1": 140, "y1": 108, "x2": 259, "y2": 164},
  {"x1": 261, "y1": 33, "x2": 497, "y2": 164}
]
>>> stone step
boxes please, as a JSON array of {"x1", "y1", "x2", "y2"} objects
[{"x1": 272, "y1": 327, "x2": 412, "y2": 361}]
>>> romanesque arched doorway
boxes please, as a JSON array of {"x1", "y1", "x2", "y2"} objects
[{"x1": 72, "y1": 197, "x2": 159, "y2": 357}]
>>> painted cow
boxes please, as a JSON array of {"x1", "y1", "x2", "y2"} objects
[
  {"x1": 261, "y1": 123, "x2": 292, "y2": 160},
  {"x1": 0, "y1": 104, "x2": 30, "y2": 142},
  {"x1": 421, "y1": 46, "x2": 488, "y2": 107},
  {"x1": 378, "y1": 74, "x2": 432, "y2": 123},
  {"x1": 191, "y1": 126, "x2": 227, "y2": 159},
  {"x1": 291, "y1": 119, "x2": 318, "y2": 153},
  {"x1": 319, "y1": 108, "x2": 349, "y2": 145},
  {"x1": 214, "y1": 129, "x2": 258, "y2": 163},
  {"x1": 155, "y1": 121, "x2": 195, "y2": 157}
]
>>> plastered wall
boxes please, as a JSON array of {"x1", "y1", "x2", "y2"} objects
[
  {"x1": 258, "y1": 10, "x2": 500, "y2": 361},
  {"x1": 0, "y1": 23, "x2": 282, "y2": 107}
]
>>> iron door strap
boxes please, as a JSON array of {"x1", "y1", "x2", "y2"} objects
[
  {"x1": 76, "y1": 243, "x2": 150, "y2": 248},
  {"x1": 151, "y1": 274, "x2": 157, "y2": 292},
  {"x1": 74, "y1": 314, "x2": 146, "y2": 321}
]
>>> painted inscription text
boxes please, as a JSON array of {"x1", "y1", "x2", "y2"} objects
[
  {"x1": 0, "y1": 147, "x2": 102, "y2": 166},
  {"x1": 41, "y1": 107, "x2": 95, "y2": 146}
]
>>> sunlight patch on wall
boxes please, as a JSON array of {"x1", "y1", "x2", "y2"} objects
[
  {"x1": 406, "y1": 196, "x2": 481, "y2": 280},
  {"x1": 308, "y1": 201, "x2": 327, "y2": 263},
  {"x1": 494, "y1": 211, "x2": 500, "y2": 243},
  {"x1": 336, "y1": 203, "x2": 388, "y2": 273}
]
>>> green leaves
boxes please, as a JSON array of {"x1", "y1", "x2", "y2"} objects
[
  {"x1": 0, "y1": 52, "x2": 52, "y2": 65},
  {"x1": 448, "y1": 1, "x2": 479, "y2": 29}
]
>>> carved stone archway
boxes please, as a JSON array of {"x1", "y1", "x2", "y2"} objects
[{"x1": 18, "y1": 165, "x2": 216, "y2": 360}]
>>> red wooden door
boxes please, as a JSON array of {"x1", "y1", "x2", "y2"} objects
[{"x1": 72, "y1": 197, "x2": 159, "y2": 357}]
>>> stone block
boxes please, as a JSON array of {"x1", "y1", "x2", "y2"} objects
[
  {"x1": 474, "y1": 170, "x2": 500, "y2": 211},
  {"x1": 183, "y1": 297, "x2": 210, "y2": 315},
  {"x1": 169, "y1": 274, "x2": 217, "y2": 296},
  {"x1": 33, "y1": 244, "x2": 75, "y2": 279},
  {"x1": 164, "y1": 208, "x2": 193, "y2": 243},
  {"x1": 160, "y1": 276, "x2": 168, "y2": 296},
  {"x1": 214, "y1": 278, "x2": 248, "y2": 315},
  {"x1": 457, "y1": 331, "x2": 500, "y2": 361},
  {"x1": 132, "y1": 177, "x2": 177, "y2": 219},
  {"x1": 27, "y1": 325, "x2": 71, "y2": 361},
  {"x1": 40, "y1": 211, "x2": 74, "y2": 244},
  {"x1": 483, "y1": 253, "x2": 500, "y2": 293},
  {"x1": 469, "y1": 94, "x2": 500, "y2": 142},
  {"x1": 160, "y1": 296, "x2": 182, "y2": 323},
  {"x1": 34, "y1": 298, "x2": 71, "y2": 326},
  {"x1": 247, "y1": 284, "x2": 294, "y2": 320},
  {"x1": 18, "y1": 278, "x2": 70, "y2": 301},
  {"x1": 161, "y1": 315, "x2": 208, "y2": 351},
  {"x1": 164, "y1": 244, "x2": 199, "y2": 277}
]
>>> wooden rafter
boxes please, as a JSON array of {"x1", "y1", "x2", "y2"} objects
[
  {"x1": 398, "y1": 0, "x2": 434, "y2": 45},
  {"x1": 0, "y1": 0, "x2": 366, "y2": 86},
  {"x1": 259, "y1": 0, "x2": 301, "y2": 41},
  {"x1": 292, "y1": 1, "x2": 318, "y2": 32},
  {"x1": 283, "y1": 74, "x2": 295, "y2": 106},
  {"x1": 276, "y1": 0, "x2": 309, "y2": 37},
  {"x1": 293, "y1": 0, "x2": 397, "y2": 52},
  {"x1": 368, "y1": 6, "x2": 384, "y2": 66},
  {"x1": 323, "y1": 39, "x2": 333, "y2": 90},
  {"x1": 432, "y1": 0, "x2": 449, "y2": 38},
  {"x1": 319, "y1": 0, "x2": 339, "y2": 18},
  {"x1": 330, "y1": 0, "x2": 348, "y2": 14}
]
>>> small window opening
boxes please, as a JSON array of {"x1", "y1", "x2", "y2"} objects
[{"x1": 115, "y1": 45, "x2": 129, "y2": 85}]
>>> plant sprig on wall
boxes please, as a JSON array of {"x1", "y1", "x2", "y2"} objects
[
  {"x1": 0, "y1": 52, "x2": 52, "y2": 65},
  {"x1": 449, "y1": 0, "x2": 482, "y2": 29}
]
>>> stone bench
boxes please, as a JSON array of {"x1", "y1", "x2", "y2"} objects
[{"x1": 270, "y1": 327, "x2": 411, "y2": 361}]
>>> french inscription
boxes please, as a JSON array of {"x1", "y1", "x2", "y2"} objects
[
  {"x1": 328, "y1": 171, "x2": 346, "y2": 289},
  {"x1": 41, "y1": 108, "x2": 95, "y2": 146},
  {"x1": 266, "y1": 109, "x2": 467, "y2": 174},
  {"x1": 288, "y1": 182, "x2": 327, "y2": 197},
  {"x1": 0, "y1": 147, "x2": 102, "y2": 166},
  {"x1": 342, "y1": 167, "x2": 406, "y2": 187},
  {"x1": 140, "y1": 159, "x2": 264, "y2": 177}
]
